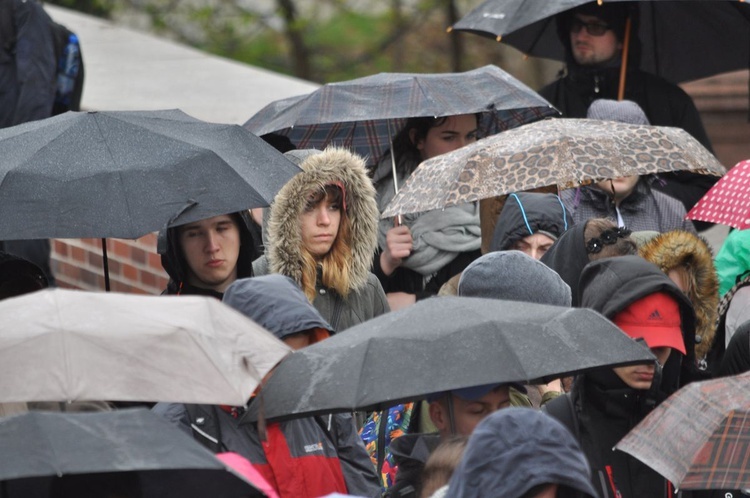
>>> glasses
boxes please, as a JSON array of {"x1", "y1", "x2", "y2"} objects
[{"x1": 570, "y1": 18, "x2": 611, "y2": 36}]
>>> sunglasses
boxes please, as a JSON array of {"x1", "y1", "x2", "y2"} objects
[{"x1": 570, "y1": 18, "x2": 611, "y2": 37}]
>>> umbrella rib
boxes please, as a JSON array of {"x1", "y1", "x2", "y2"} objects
[{"x1": 91, "y1": 114, "x2": 139, "y2": 236}]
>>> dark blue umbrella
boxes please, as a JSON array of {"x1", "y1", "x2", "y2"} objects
[{"x1": 244, "y1": 65, "x2": 557, "y2": 166}]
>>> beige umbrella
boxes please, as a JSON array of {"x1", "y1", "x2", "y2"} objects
[
  {"x1": 0, "y1": 288, "x2": 290, "y2": 405},
  {"x1": 382, "y1": 118, "x2": 725, "y2": 217}
]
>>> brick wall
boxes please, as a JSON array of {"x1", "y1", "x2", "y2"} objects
[{"x1": 52, "y1": 233, "x2": 168, "y2": 294}]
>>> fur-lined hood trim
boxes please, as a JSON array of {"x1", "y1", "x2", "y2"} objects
[
  {"x1": 267, "y1": 147, "x2": 379, "y2": 292},
  {"x1": 639, "y1": 230, "x2": 719, "y2": 360}
]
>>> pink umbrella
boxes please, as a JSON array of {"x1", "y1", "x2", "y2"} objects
[
  {"x1": 687, "y1": 159, "x2": 750, "y2": 229},
  {"x1": 216, "y1": 452, "x2": 279, "y2": 498}
]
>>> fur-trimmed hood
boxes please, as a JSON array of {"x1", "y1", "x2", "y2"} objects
[
  {"x1": 639, "y1": 230, "x2": 719, "y2": 361},
  {"x1": 267, "y1": 147, "x2": 379, "y2": 293}
]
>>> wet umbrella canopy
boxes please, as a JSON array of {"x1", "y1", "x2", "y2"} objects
[
  {"x1": 0, "y1": 409, "x2": 265, "y2": 497},
  {"x1": 244, "y1": 65, "x2": 557, "y2": 165},
  {"x1": 0, "y1": 288, "x2": 290, "y2": 405},
  {"x1": 451, "y1": 0, "x2": 750, "y2": 84},
  {"x1": 0, "y1": 109, "x2": 300, "y2": 240},
  {"x1": 383, "y1": 118, "x2": 725, "y2": 217},
  {"x1": 616, "y1": 371, "x2": 750, "y2": 490},
  {"x1": 244, "y1": 297, "x2": 656, "y2": 421},
  {"x1": 687, "y1": 159, "x2": 750, "y2": 229}
]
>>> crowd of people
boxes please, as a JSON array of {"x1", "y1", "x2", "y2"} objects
[{"x1": 2, "y1": 1, "x2": 749, "y2": 498}]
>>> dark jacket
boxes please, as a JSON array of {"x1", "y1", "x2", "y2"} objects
[
  {"x1": 157, "y1": 210, "x2": 257, "y2": 298},
  {"x1": 385, "y1": 433, "x2": 442, "y2": 498},
  {"x1": 490, "y1": 192, "x2": 572, "y2": 252},
  {"x1": 0, "y1": 0, "x2": 56, "y2": 129},
  {"x1": 540, "y1": 222, "x2": 590, "y2": 306},
  {"x1": 546, "y1": 256, "x2": 696, "y2": 498},
  {"x1": 539, "y1": 11, "x2": 718, "y2": 221},
  {"x1": 561, "y1": 179, "x2": 696, "y2": 234},
  {"x1": 0, "y1": 250, "x2": 48, "y2": 299},
  {"x1": 719, "y1": 321, "x2": 750, "y2": 377},
  {"x1": 447, "y1": 408, "x2": 597, "y2": 498}
]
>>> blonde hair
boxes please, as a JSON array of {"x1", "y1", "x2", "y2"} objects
[
  {"x1": 420, "y1": 436, "x2": 468, "y2": 498},
  {"x1": 299, "y1": 186, "x2": 353, "y2": 301}
]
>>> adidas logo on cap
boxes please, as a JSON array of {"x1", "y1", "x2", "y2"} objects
[{"x1": 648, "y1": 309, "x2": 662, "y2": 320}]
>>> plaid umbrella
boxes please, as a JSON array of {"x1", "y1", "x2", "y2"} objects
[
  {"x1": 383, "y1": 118, "x2": 725, "y2": 217},
  {"x1": 687, "y1": 159, "x2": 750, "y2": 229},
  {"x1": 615, "y1": 371, "x2": 750, "y2": 490},
  {"x1": 243, "y1": 65, "x2": 557, "y2": 165},
  {"x1": 451, "y1": 0, "x2": 750, "y2": 84}
]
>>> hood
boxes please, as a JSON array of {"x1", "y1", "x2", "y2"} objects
[
  {"x1": 579, "y1": 255, "x2": 696, "y2": 392},
  {"x1": 0, "y1": 251, "x2": 48, "y2": 300},
  {"x1": 639, "y1": 230, "x2": 718, "y2": 361},
  {"x1": 490, "y1": 192, "x2": 572, "y2": 252},
  {"x1": 157, "y1": 210, "x2": 257, "y2": 295},
  {"x1": 540, "y1": 223, "x2": 589, "y2": 306},
  {"x1": 223, "y1": 275, "x2": 333, "y2": 340},
  {"x1": 267, "y1": 147, "x2": 379, "y2": 293},
  {"x1": 447, "y1": 408, "x2": 597, "y2": 498}
]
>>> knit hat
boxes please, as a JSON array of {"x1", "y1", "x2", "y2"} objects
[
  {"x1": 613, "y1": 291, "x2": 686, "y2": 354},
  {"x1": 587, "y1": 99, "x2": 650, "y2": 125},
  {"x1": 458, "y1": 251, "x2": 571, "y2": 307}
]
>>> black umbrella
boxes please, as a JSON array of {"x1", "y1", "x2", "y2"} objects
[
  {"x1": 451, "y1": 0, "x2": 750, "y2": 84},
  {"x1": 0, "y1": 409, "x2": 264, "y2": 497},
  {"x1": 245, "y1": 296, "x2": 655, "y2": 421},
  {"x1": 0, "y1": 109, "x2": 300, "y2": 289},
  {"x1": 244, "y1": 65, "x2": 557, "y2": 166}
]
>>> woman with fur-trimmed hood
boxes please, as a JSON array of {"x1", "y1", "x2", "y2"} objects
[
  {"x1": 638, "y1": 230, "x2": 719, "y2": 376},
  {"x1": 253, "y1": 147, "x2": 389, "y2": 332}
]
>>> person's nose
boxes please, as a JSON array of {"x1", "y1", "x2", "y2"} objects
[
  {"x1": 317, "y1": 206, "x2": 330, "y2": 226},
  {"x1": 205, "y1": 231, "x2": 221, "y2": 253}
]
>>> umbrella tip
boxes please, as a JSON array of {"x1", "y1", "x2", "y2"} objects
[
  {"x1": 496, "y1": 35, "x2": 502, "y2": 42},
  {"x1": 446, "y1": 26, "x2": 453, "y2": 33}
]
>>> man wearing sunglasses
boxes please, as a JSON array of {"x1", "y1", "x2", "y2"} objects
[{"x1": 539, "y1": 2, "x2": 718, "y2": 231}]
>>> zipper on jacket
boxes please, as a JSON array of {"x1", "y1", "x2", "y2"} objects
[
  {"x1": 605, "y1": 465, "x2": 622, "y2": 498},
  {"x1": 594, "y1": 73, "x2": 601, "y2": 94}
]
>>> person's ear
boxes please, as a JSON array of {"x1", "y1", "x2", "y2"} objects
[
  {"x1": 409, "y1": 128, "x2": 424, "y2": 151},
  {"x1": 428, "y1": 400, "x2": 447, "y2": 431}
]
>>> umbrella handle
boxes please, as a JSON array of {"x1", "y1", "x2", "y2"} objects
[
  {"x1": 387, "y1": 121, "x2": 402, "y2": 226},
  {"x1": 617, "y1": 16, "x2": 632, "y2": 101}
]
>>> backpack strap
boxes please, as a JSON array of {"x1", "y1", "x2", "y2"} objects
[
  {"x1": 542, "y1": 393, "x2": 580, "y2": 442},
  {"x1": 183, "y1": 404, "x2": 225, "y2": 453}
]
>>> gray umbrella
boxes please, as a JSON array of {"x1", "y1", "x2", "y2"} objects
[
  {"x1": 245, "y1": 296, "x2": 655, "y2": 421},
  {"x1": 0, "y1": 109, "x2": 300, "y2": 240},
  {"x1": 0, "y1": 409, "x2": 264, "y2": 497}
]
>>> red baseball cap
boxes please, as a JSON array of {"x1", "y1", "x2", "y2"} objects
[{"x1": 613, "y1": 292, "x2": 686, "y2": 355}]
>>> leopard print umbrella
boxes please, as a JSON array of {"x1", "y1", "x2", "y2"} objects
[{"x1": 383, "y1": 118, "x2": 725, "y2": 217}]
